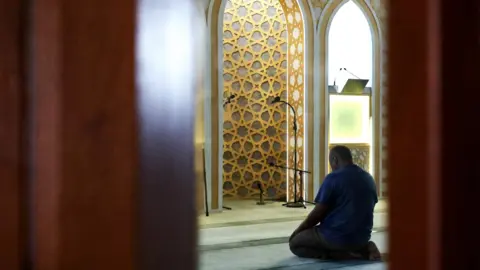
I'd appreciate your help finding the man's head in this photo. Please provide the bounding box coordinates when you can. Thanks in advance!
[329,145,353,171]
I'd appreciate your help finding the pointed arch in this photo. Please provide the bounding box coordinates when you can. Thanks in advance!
[204,0,314,210]
[316,0,383,194]
[327,1,373,87]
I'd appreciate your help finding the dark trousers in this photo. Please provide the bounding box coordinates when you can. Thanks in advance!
[289,228,367,259]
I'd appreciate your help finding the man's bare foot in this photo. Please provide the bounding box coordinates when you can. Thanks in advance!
[366,241,381,261]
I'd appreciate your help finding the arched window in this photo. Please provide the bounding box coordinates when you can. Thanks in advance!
[327,1,374,173]
[328,1,372,88]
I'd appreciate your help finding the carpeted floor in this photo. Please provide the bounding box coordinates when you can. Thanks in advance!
[199,232,387,270]
[198,200,388,270]
[199,242,387,270]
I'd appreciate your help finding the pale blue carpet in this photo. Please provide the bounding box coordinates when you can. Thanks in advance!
[200,243,386,270]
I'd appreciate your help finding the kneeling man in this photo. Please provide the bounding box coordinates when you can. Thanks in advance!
[289,145,381,260]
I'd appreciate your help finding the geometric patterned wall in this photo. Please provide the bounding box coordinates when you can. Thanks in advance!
[279,0,305,201]
[222,0,288,199]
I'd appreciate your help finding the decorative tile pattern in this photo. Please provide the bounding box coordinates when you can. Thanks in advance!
[222,0,289,198]
[278,0,305,201]
[221,0,305,200]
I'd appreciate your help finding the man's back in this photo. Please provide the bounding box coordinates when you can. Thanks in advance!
[315,164,378,246]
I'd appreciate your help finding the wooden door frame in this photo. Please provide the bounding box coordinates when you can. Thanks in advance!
[389,0,479,269]
[0,0,27,269]
[28,0,201,269]
[3,0,478,268]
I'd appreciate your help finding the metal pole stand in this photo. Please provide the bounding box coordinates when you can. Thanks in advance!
[256,183,266,205]
[268,163,313,208]
[271,96,313,208]
[297,170,316,206]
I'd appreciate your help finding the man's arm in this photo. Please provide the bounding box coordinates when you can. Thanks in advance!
[291,203,329,235]
[291,175,335,237]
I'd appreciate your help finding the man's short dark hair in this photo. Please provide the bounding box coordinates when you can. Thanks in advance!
[330,145,353,162]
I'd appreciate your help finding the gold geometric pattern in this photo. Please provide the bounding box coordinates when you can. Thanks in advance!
[222,0,288,199]
[278,0,305,201]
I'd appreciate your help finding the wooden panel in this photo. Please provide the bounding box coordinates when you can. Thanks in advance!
[388,0,441,268]
[389,0,479,269]
[31,0,202,268]
[31,0,137,268]
[0,0,25,269]
[136,0,201,269]
[438,0,479,268]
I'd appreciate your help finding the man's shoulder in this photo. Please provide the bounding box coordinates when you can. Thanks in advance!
[343,165,373,178]
[323,172,338,183]
[326,168,349,180]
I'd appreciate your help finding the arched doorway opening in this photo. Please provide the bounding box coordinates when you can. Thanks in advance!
[221,0,289,201]
[204,0,312,213]
[220,0,306,206]
[318,0,382,192]
[327,0,373,173]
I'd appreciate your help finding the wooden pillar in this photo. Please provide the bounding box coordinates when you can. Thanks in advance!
[0,0,26,269]
[31,0,201,269]
[31,0,137,268]
[135,0,201,269]
[437,0,480,268]
[389,0,479,269]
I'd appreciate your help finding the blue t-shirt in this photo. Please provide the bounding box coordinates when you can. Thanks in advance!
[315,164,378,246]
